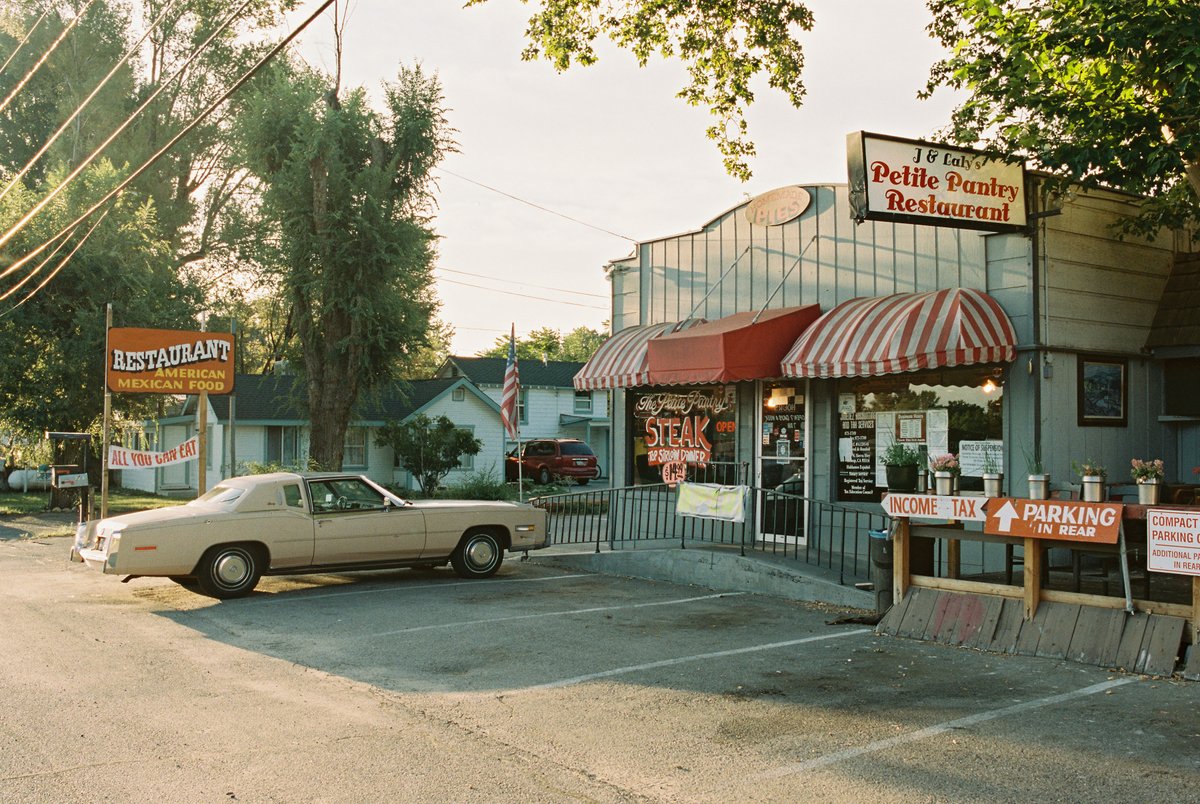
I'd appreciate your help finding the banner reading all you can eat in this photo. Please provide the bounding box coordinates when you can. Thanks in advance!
[106,327,235,395]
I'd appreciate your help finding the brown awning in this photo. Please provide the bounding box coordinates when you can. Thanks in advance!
[645,305,823,385]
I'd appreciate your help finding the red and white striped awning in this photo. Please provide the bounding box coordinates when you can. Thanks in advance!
[574,320,705,390]
[780,288,1016,378]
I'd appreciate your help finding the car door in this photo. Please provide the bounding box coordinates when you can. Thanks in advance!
[307,477,425,564]
[268,480,319,568]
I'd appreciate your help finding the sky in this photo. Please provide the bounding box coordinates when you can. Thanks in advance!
[292,0,962,357]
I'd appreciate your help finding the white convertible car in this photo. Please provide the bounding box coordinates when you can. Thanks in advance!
[71,472,549,599]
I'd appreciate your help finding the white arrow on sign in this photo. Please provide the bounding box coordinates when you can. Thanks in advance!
[993,500,1019,532]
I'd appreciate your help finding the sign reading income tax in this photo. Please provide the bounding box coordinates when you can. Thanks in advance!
[847,131,1027,233]
[106,327,235,395]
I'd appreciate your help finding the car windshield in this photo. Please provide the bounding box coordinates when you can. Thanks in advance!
[189,485,245,508]
[561,442,594,456]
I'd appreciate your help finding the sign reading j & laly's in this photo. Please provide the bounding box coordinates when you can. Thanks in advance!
[847,131,1027,232]
[106,327,235,395]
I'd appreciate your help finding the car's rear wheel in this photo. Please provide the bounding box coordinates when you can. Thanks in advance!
[536,467,552,485]
[450,530,504,579]
[576,478,589,486]
[195,544,263,599]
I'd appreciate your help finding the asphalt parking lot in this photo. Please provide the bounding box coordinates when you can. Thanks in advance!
[3,534,1200,802]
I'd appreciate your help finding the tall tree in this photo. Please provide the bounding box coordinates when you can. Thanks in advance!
[924,0,1200,234]
[470,0,813,181]
[236,62,452,469]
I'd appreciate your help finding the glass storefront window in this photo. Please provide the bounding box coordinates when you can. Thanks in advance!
[628,386,737,485]
[760,384,805,492]
[836,367,1004,502]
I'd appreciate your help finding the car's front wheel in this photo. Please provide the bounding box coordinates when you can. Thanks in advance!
[450,530,504,579]
[195,544,263,599]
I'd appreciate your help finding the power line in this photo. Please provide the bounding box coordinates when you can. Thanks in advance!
[0,0,182,207]
[436,277,608,310]
[437,167,636,242]
[1,205,112,317]
[0,0,340,301]
[436,267,607,299]
[0,0,258,259]
[0,4,53,78]
[0,0,100,117]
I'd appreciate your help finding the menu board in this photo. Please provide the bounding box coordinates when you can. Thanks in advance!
[838,413,878,501]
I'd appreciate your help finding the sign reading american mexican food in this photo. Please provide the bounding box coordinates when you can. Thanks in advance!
[107,327,235,395]
[847,131,1027,232]
[984,498,1121,544]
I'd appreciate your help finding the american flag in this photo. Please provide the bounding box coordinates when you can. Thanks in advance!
[500,324,520,440]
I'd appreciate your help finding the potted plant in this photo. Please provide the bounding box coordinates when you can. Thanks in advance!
[928,453,959,496]
[1130,458,1165,505]
[882,443,921,491]
[981,450,1003,498]
[1073,459,1106,502]
[1024,448,1050,500]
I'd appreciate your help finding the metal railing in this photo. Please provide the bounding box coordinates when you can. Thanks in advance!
[529,481,888,586]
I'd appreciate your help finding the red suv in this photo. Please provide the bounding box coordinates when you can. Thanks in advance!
[506,438,601,485]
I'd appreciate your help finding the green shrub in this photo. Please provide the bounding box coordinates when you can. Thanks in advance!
[439,471,518,501]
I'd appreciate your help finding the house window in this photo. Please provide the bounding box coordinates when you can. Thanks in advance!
[458,425,475,471]
[266,426,300,467]
[574,390,593,414]
[344,427,367,468]
[452,387,466,401]
[519,388,529,425]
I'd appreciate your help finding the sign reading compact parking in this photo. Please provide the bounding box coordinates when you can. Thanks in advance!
[1147,509,1200,576]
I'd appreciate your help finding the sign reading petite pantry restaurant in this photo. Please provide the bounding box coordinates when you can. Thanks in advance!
[847,131,1027,232]
[107,327,235,395]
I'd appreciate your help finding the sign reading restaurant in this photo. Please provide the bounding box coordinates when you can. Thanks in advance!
[847,131,1027,232]
[106,327,235,395]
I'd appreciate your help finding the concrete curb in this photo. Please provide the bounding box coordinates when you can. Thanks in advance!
[528,546,874,609]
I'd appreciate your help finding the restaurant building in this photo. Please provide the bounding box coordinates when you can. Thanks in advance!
[576,134,1197,541]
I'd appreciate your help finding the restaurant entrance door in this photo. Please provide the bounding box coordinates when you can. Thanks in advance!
[758,382,808,544]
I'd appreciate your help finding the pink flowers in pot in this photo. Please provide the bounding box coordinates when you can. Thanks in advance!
[1130,458,1164,483]
[928,453,959,474]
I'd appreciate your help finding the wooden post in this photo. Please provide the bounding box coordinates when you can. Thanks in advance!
[197,390,207,497]
[100,304,112,519]
[1023,537,1042,619]
[893,517,911,604]
[947,536,961,580]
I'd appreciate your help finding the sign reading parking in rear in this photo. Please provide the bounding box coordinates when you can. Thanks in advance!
[1147,509,1200,576]
[984,498,1122,544]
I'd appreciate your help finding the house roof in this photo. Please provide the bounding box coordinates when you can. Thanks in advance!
[186,374,498,423]
[438,356,586,389]
[1147,252,1200,354]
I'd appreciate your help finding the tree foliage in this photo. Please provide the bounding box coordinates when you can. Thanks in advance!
[236,61,452,469]
[376,413,482,494]
[470,0,813,180]
[478,325,605,362]
[924,0,1200,234]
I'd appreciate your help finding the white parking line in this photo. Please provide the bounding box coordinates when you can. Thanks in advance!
[755,677,1136,779]
[502,629,873,695]
[369,591,746,637]
[254,572,588,603]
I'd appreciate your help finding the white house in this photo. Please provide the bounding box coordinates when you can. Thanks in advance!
[118,374,504,494]
[434,356,610,477]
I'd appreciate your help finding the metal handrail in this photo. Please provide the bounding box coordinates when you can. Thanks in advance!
[529,482,886,585]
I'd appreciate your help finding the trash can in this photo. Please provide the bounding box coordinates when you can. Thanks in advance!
[869,528,894,614]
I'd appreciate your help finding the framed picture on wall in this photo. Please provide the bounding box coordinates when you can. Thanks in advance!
[1077,356,1127,427]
